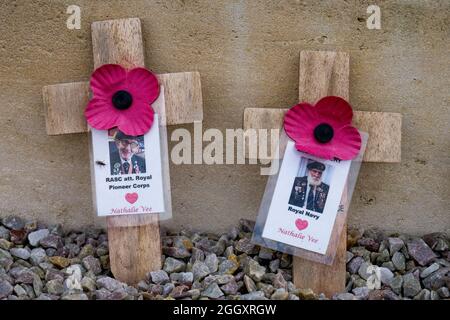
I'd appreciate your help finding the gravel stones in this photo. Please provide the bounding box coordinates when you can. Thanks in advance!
[244,275,257,292]
[14,269,37,284]
[271,288,289,300]
[0,226,10,240]
[2,216,25,231]
[388,275,403,295]
[241,291,265,300]
[379,267,394,285]
[239,219,255,233]
[40,235,63,249]
[423,233,449,252]
[96,277,124,292]
[258,247,274,260]
[245,259,266,282]
[388,237,405,254]
[163,257,186,274]
[421,267,450,290]
[192,261,210,281]
[48,256,70,269]
[234,238,258,255]
[347,256,364,274]
[218,258,239,275]
[334,292,356,300]
[358,262,372,280]
[82,256,102,275]
[10,248,30,260]
[0,280,13,299]
[162,246,191,259]
[170,272,193,286]
[392,252,406,271]
[80,276,96,292]
[149,270,170,285]
[0,216,448,300]
[28,229,49,247]
[406,238,437,266]
[46,279,64,295]
[204,253,219,273]
[437,287,449,298]
[221,279,239,295]
[357,238,380,252]
[202,283,223,299]
[403,273,422,297]
[352,286,370,300]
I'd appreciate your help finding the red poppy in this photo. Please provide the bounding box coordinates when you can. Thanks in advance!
[284,96,361,160]
[85,64,160,136]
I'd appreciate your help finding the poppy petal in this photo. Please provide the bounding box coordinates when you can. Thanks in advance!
[117,102,155,136]
[126,67,160,104]
[283,96,361,159]
[332,125,362,160]
[315,96,353,124]
[284,103,319,142]
[85,98,121,130]
[90,64,127,99]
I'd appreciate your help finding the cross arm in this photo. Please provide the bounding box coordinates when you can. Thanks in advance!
[42,71,203,135]
[243,50,401,163]
[243,107,402,162]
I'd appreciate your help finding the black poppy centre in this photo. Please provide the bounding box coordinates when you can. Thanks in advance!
[314,123,334,143]
[112,90,133,110]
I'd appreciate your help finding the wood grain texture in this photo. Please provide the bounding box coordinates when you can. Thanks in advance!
[294,223,348,297]
[353,112,402,163]
[299,51,349,103]
[157,72,203,125]
[292,50,350,296]
[106,213,160,285]
[243,108,402,162]
[42,82,89,135]
[91,17,161,284]
[91,18,145,69]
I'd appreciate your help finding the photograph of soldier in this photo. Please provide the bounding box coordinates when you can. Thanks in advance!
[109,130,146,175]
[288,160,330,213]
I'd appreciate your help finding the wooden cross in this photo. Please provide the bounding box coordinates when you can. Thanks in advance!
[42,18,203,285]
[243,50,402,297]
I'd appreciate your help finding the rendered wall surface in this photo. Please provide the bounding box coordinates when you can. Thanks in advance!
[0,1,448,234]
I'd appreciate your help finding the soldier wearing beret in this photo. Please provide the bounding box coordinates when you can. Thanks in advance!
[110,131,146,175]
[288,161,329,213]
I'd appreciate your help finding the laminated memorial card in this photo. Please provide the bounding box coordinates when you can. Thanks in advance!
[262,148,352,254]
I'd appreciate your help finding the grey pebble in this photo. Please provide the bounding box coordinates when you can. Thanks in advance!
[0,280,13,299]
[10,247,31,260]
[403,273,422,297]
[96,276,124,292]
[202,282,224,299]
[28,229,49,247]
[150,270,170,285]
[163,257,186,274]
[2,216,25,231]
[392,251,406,271]
[420,263,440,278]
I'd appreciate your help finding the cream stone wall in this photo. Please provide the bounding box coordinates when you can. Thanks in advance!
[0,1,448,234]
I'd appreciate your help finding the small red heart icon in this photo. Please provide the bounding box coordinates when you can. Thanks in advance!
[125,193,138,204]
[295,218,308,231]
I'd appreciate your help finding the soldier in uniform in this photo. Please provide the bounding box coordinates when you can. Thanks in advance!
[110,131,146,175]
[288,161,329,213]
